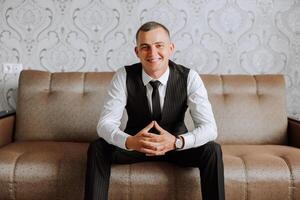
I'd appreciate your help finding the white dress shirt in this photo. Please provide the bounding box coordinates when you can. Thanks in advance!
[97,65,218,150]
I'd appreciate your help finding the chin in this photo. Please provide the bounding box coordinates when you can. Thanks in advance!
[142,60,167,73]
[149,65,164,73]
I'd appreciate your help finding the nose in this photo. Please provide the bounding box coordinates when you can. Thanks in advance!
[148,45,158,56]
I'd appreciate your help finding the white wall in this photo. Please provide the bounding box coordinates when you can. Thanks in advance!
[0,0,299,119]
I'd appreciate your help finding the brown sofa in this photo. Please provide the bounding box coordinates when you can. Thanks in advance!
[0,70,300,200]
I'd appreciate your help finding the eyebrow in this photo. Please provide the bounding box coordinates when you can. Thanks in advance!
[139,42,165,47]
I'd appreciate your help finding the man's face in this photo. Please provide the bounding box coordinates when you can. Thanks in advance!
[135,27,174,76]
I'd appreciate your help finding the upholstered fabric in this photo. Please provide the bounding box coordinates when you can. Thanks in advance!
[15,71,287,145]
[0,142,87,200]
[1,142,299,200]
[0,114,14,147]
[15,71,114,142]
[0,70,299,200]
[201,75,287,145]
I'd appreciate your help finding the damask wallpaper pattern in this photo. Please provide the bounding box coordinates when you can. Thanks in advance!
[0,0,299,119]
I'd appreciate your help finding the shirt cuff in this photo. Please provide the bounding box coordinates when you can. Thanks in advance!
[113,130,132,151]
[179,132,195,150]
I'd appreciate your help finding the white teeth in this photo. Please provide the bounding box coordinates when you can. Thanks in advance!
[147,58,160,62]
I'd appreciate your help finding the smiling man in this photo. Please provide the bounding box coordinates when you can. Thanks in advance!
[84,21,225,200]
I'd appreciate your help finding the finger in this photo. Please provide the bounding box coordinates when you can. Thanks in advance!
[142,141,165,153]
[146,150,166,156]
[142,121,155,132]
[141,136,154,142]
[145,137,160,143]
[156,144,165,151]
[140,147,158,155]
[154,121,164,133]
[141,132,161,140]
[141,131,154,137]
[141,140,159,150]
[146,153,158,156]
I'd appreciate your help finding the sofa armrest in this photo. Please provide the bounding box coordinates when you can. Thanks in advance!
[0,110,15,147]
[288,118,300,148]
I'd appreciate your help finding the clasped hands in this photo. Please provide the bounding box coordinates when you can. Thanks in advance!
[125,121,176,156]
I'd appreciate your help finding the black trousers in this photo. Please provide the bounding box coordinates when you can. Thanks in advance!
[84,138,225,200]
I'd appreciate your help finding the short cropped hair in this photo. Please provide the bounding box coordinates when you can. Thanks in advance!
[135,21,170,43]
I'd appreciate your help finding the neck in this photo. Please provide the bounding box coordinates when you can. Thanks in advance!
[144,66,168,79]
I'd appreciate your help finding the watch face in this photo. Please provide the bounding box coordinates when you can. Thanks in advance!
[176,138,182,149]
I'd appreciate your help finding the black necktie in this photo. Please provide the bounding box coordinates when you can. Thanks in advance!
[150,80,161,121]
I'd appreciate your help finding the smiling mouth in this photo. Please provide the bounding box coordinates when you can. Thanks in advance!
[146,58,161,63]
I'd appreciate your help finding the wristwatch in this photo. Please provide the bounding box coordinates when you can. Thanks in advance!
[175,136,184,150]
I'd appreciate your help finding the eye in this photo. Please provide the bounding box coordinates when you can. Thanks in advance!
[156,44,164,48]
[140,45,150,50]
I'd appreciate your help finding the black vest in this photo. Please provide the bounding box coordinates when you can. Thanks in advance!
[124,61,190,136]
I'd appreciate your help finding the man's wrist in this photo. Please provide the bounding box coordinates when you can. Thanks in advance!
[174,136,184,150]
[125,136,133,150]
[172,135,177,150]
[179,136,184,149]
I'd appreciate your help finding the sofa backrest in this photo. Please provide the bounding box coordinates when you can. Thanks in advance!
[15,70,113,142]
[15,70,287,144]
[201,75,287,145]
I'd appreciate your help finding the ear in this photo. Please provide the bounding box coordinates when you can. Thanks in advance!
[134,46,139,58]
[169,42,175,54]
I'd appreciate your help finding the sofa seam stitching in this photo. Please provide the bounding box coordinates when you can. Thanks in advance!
[82,73,86,95]
[279,155,295,200]
[10,152,26,200]
[220,75,225,96]
[239,155,248,200]
[129,164,131,200]
[49,73,53,94]
[56,152,63,200]
[253,75,259,97]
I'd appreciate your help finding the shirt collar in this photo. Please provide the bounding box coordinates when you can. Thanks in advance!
[142,67,169,86]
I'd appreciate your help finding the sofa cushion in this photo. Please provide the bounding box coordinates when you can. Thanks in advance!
[201,75,288,145]
[110,145,300,200]
[222,145,300,200]
[1,142,299,200]
[0,142,87,200]
[109,162,201,200]
[15,71,114,142]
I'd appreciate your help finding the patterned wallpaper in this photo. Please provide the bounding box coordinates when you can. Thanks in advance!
[0,0,299,120]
